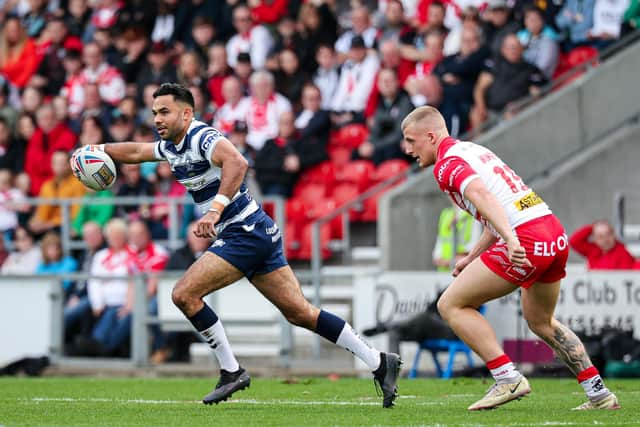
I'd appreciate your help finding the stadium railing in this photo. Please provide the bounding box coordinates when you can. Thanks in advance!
[4,194,285,256]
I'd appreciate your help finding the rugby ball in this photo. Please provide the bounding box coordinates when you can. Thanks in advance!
[71,146,117,191]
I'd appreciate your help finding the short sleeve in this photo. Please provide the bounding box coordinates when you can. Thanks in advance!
[153,140,165,160]
[198,128,224,162]
[433,156,479,195]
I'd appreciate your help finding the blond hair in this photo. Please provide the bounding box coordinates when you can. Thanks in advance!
[41,231,63,263]
[400,106,447,132]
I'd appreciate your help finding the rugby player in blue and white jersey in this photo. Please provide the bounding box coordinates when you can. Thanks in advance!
[73,83,401,407]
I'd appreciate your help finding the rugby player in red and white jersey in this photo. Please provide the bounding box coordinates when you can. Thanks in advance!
[401,106,620,411]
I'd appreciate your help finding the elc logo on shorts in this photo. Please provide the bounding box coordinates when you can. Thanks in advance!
[533,234,568,257]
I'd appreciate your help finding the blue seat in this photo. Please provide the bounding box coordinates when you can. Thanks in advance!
[408,306,485,379]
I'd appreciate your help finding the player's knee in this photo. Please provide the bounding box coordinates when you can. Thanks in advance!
[284,305,314,329]
[171,283,192,311]
[437,295,452,320]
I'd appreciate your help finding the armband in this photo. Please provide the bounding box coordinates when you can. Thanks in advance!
[213,194,231,207]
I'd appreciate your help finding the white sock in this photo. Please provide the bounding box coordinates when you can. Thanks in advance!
[491,362,521,384]
[199,320,240,372]
[336,324,381,370]
[580,375,610,401]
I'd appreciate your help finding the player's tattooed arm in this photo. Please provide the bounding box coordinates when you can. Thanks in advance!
[541,322,592,376]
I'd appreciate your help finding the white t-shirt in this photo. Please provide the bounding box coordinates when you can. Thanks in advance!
[591,0,630,38]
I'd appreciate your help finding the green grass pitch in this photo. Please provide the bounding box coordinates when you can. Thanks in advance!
[0,377,637,426]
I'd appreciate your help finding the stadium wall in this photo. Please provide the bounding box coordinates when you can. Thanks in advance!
[380,40,640,270]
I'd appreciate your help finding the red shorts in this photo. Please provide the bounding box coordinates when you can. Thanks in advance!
[480,214,568,289]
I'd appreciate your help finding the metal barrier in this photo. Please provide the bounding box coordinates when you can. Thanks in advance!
[4,194,285,256]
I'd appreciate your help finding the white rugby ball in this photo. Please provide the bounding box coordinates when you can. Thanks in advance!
[71,146,117,191]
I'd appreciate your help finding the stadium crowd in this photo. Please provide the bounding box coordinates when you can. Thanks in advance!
[0,0,639,360]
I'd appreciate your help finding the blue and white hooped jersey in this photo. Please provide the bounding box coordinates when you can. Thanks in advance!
[153,119,258,234]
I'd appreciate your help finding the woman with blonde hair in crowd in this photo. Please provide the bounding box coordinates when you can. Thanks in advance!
[0,15,41,88]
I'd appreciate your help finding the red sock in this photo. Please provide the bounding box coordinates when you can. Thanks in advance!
[486,354,520,383]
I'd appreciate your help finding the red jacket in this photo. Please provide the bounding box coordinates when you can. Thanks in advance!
[569,224,636,270]
[251,0,288,24]
[0,38,42,88]
[25,123,78,195]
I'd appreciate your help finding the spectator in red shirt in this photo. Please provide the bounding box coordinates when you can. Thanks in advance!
[0,16,42,89]
[569,220,636,270]
[24,103,78,195]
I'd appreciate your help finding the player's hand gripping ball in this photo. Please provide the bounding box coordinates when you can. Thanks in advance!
[71,146,117,191]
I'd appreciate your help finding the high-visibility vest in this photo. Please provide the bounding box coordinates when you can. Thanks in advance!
[434,207,476,272]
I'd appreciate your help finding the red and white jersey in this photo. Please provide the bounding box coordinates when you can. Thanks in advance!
[87,247,139,311]
[433,137,552,236]
[245,93,292,150]
[226,25,274,70]
[79,63,126,106]
[132,242,169,273]
[213,97,251,135]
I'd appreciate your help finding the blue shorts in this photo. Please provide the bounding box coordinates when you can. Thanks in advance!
[207,209,287,279]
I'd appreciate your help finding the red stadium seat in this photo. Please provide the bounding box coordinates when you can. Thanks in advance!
[329,124,369,149]
[286,197,308,228]
[297,222,333,260]
[566,46,599,68]
[332,183,363,222]
[292,181,326,202]
[298,161,336,188]
[336,160,375,192]
[360,193,380,222]
[328,145,352,170]
[373,159,410,184]
[285,222,301,260]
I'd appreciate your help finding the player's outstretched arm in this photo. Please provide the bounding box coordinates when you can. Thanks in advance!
[101,142,158,164]
[463,179,531,267]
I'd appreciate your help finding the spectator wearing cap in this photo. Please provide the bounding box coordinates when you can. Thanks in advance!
[206,43,233,109]
[517,6,560,79]
[313,44,340,111]
[25,104,78,195]
[334,6,378,64]
[213,76,250,135]
[0,15,41,89]
[470,34,547,129]
[245,70,292,151]
[79,42,126,106]
[330,35,381,127]
[482,0,521,56]
[135,41,178,102]
[226,4,274,70]
[31,17,83,97]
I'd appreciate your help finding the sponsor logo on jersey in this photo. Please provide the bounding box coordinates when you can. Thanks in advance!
[265,224,278,235]
[212,239,225,248]
[514,192,544,211]
[436,158,454,183]
[449,164,465,187]
[242,224,256,232]
[201,133,217,151]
